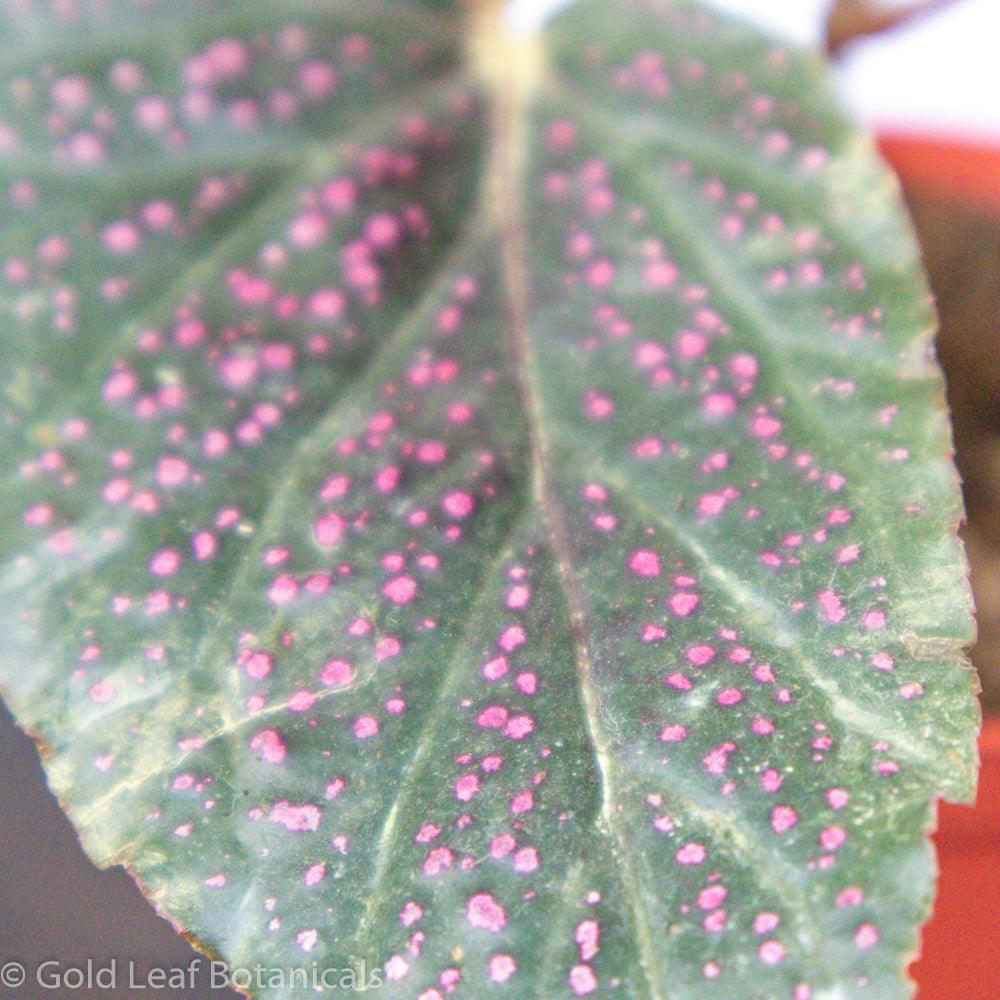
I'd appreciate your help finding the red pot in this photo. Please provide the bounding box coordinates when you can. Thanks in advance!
[879,132,1000,220]
[910,720,1000,998]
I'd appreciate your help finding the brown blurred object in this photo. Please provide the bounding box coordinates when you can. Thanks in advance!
[826,0,962,56]
[880,135,1000,713]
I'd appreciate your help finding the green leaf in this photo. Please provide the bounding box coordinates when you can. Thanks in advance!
[0,1,978,997]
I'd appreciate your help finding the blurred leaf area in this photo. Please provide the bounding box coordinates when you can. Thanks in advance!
[826,0,997,712]
[889,148,1000,713]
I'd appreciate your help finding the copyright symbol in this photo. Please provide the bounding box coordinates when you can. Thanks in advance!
[1,961,26,989]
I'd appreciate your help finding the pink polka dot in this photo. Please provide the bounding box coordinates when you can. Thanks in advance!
[686,644,715,666]
[758,940,786,966]
[149,549,181,577]
[250,728,286,765]
[819,826,846,851]
[716,687,743,706]
[751,414,782,439]
[242,651,273,680]
[441,491,474,519]
[314,513,344,547]
[477,705,508,729]
[383,575,417,604]
[629,549,661,578]
[669,592,700,617]
[466,893,507,933]
[455,773,480,802]
[499,625,525,652]
[770,805,798,833]
[676,842,706,865]
[353,716,379,740]
[568,965,598,996]
[321,659,354,687]
[488,954,516,983]
[854,923,879,949]
[482,656,508,680]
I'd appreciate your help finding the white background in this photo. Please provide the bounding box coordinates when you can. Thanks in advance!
[507,0,1000,140]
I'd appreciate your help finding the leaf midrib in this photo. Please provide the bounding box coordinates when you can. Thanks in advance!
[481,11,906,995]
[481,18,674,1000]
